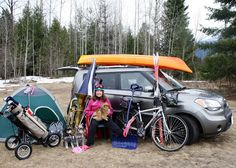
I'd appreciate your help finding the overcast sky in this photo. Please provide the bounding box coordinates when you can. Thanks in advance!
[185,0,221,41]
[3,0,222,42]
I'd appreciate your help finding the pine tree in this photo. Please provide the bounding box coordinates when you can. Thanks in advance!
[31,6,47,76]
[126,28,134,54]
[48,18,70,76]
[161,0,194,79]
[201,0,236,83]
[15,3,33,79]
[137,23,153,55]
[161,0,194,55]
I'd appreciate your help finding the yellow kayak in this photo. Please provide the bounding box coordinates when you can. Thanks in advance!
[78,54,192,73]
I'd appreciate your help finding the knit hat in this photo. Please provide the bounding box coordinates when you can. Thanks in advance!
[94,84,104,91]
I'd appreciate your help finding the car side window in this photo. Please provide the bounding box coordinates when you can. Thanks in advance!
[96,73,117,89]
[120,72,152,91]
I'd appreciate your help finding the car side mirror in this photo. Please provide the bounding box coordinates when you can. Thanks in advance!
[162,91,178,107]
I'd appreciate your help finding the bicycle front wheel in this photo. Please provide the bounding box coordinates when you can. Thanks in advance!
[151,115,188,152]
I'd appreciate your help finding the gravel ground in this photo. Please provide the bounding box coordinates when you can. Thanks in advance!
[0,83,235,168]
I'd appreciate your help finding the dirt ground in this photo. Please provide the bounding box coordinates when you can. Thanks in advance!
[0,83,236,168]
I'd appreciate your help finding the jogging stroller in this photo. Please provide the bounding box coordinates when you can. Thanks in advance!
[0,96,62,160]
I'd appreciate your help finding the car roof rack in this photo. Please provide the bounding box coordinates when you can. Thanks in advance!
[78,64,150,69]
[97,65,139,69]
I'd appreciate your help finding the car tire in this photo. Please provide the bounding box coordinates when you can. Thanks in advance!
[180,115,200,145]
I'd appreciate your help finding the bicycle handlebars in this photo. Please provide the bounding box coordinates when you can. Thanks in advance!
[130,84,143,92]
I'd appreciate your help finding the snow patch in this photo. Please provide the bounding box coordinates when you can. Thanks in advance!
[0,76,73,89]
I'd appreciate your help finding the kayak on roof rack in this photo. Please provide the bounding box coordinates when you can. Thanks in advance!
[77,54,192,73]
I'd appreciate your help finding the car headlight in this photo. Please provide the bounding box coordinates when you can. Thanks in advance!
[195,98,222,111]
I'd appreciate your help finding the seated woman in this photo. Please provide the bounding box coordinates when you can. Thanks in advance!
[85,84,122,147]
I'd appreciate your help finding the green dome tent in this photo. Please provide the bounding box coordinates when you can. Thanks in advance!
[0,85,66,141]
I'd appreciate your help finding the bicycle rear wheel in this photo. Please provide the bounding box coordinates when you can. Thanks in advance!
[151,115,188,152]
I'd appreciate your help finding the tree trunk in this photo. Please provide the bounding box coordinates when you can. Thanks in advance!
[32,17,35,76]
[24,12,29,82]
[192,15,200,80]
[114,16,117,54]
[13,37,17,78]
[74,2,78,65]
[94,21,97,54]
[10,0,16,79]
[148,0,152,55]
[49,0,52,76]
[118,0,122,54]
[108,28,110,53]
[134,0,136,54]
[137,0,139,54]
[18,40,23,77]
[85,26,87,54]
[40,0,43,10]
[4,14,8,81]
[144,1,147,55]
[60,0,63,23]
[181,41,186,81]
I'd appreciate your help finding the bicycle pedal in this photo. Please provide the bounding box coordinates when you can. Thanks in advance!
[137,129,145,137]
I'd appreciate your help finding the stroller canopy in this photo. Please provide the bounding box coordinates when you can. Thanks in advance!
[0,85,66,141]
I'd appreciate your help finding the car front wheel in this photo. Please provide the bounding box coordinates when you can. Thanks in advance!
[180,115,200,145]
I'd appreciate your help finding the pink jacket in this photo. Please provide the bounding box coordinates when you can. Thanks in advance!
[85,98,113,117]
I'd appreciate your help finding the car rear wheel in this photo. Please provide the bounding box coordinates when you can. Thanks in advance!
[180,115,200,145]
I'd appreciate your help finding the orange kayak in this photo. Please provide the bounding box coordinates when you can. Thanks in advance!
[78,54,192,73]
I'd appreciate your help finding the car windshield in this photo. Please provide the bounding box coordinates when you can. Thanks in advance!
[147,71,185,91]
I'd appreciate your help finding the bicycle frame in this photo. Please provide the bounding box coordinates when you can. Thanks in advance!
[123,84,188,151]
[124,103,171,138]
[133,107,161,130]
[123,84,170,138]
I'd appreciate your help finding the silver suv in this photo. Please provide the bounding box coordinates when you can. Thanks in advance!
[69,66,233,144]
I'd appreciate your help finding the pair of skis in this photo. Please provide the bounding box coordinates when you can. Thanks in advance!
[153,53,163,144]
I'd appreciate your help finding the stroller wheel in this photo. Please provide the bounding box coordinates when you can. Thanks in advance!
[48,133,61,147]
[5,135,21,150]
[15,143,32,160]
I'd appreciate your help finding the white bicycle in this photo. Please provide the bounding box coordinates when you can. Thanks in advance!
[117,84,189,152]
